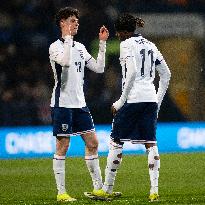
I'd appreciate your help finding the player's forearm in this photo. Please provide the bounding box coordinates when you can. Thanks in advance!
[87,40,106,73]
[157,69,171,111]
[120,70,136,102]
[113,61,136,111]
[96,40,106,72]
[49,36,73,67]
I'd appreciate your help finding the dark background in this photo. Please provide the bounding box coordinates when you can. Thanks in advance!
[0,0,204,126]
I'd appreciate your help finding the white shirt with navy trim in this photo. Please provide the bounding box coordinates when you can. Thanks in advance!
[49,36,106,108]
[113,34,171,111]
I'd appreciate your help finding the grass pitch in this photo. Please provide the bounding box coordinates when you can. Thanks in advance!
[0,153,205,205]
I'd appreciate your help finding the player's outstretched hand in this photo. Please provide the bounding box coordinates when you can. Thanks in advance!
[99,25,109,41]
[111,105,117,116]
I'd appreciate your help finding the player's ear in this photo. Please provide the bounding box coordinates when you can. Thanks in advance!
[60,19,65,27]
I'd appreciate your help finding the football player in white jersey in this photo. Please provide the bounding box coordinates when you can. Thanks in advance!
[91,13,171,201]
[49,7,109,202]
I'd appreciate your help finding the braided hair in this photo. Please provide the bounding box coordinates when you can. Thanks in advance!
[114,13,144,32]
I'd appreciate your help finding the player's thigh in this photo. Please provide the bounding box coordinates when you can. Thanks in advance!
[139,102,158,140]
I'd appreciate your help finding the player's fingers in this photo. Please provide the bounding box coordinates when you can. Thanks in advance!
[111,106,117,115]
[100,26,104,31]
[103,26,108,31]
[102,26,108,32]
[100,27,105,34]
[100,25,108,32]
[104,27,109,35]
[105,28,109,35]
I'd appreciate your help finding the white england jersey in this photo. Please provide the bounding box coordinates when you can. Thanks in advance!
[116,34,171,111]
[49,36,106,108]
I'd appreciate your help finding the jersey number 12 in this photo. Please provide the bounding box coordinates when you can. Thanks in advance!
[75,62,82,72]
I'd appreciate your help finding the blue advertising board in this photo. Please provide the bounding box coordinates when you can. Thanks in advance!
[0,122,205,159]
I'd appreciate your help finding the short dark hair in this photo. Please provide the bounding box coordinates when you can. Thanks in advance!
[114,13,144,32]
[55,7,80,27]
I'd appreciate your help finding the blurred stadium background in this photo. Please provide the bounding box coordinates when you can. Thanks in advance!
[0,0,205,126]
[0,0,205,156]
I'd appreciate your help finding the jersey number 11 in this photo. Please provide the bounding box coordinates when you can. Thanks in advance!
[140,49,154,77]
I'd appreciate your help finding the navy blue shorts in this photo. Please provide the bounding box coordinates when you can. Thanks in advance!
[111,102,158,144]
[51,107,95,137]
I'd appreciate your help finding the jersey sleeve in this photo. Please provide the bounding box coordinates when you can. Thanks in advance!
[113,41,137,111]
[155,49,164,66]
[85,40,106,73]
[155,49,171,112]
[49,35,73,67]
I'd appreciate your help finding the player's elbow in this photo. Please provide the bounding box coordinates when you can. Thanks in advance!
[97,69,104,73]
[95,66,105,73]
[167,70,171,81]
[160,68,171,82]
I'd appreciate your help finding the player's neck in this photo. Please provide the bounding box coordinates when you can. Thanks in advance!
[61,29,74,38]
[119,32,133,41]
[61,33,74,39]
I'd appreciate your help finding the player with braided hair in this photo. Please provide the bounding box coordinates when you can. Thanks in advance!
[88,13,171,202]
